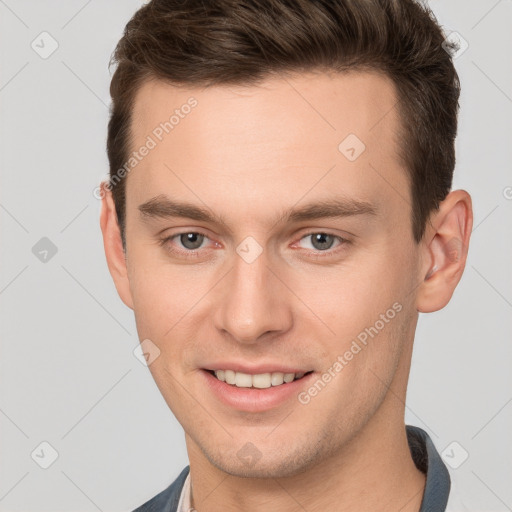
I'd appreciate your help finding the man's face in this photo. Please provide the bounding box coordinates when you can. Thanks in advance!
[121,71,424,477]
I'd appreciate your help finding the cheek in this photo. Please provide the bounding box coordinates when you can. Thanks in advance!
[299,299,413,439]
[129,271,169,338]
[127,252,182,342]
[290,247,415,384]
[127,251,216,369]
[290,255,408,341]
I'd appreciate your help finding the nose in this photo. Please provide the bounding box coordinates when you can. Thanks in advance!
[213,247,293,344]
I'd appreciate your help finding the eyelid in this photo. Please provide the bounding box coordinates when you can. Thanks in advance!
[158,230,217,253]
[292,231,350,253]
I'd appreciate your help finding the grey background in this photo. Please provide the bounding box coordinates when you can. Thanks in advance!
[0,1,511,510]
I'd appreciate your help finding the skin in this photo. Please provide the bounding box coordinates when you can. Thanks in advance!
[100,70,472,511]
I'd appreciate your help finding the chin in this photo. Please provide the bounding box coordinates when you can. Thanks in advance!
[204,444,324,480]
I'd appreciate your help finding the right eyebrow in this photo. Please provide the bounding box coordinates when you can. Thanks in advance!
[138,195,231,231]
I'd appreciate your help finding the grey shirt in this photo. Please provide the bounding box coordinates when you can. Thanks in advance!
[133,425,451,512]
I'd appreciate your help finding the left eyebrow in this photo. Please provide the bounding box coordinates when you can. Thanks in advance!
[285,198,378,223]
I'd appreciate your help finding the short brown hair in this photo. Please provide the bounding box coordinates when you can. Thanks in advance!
[107,0,460,248]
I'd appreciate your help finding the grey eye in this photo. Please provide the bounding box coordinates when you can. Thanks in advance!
[179,233,205,250]
[309,233,336,251]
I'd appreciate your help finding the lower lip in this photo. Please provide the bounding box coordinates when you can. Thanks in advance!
[200,369,315,412]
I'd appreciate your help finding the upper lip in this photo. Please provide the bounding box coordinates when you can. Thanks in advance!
[202,362,313,374]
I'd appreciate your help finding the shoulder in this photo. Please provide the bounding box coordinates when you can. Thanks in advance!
[132,466,190,512]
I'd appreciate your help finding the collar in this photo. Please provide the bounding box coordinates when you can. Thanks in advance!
[407,425,451,511]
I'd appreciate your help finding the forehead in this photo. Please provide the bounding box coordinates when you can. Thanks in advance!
[127,71,408,223]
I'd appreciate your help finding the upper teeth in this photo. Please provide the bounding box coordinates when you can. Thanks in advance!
[214,370,305,388]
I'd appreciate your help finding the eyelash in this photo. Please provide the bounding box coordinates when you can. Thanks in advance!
[295,232,350,258]
[158,231,350,259]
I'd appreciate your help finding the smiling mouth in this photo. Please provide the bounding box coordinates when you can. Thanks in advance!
[205,369,314,389]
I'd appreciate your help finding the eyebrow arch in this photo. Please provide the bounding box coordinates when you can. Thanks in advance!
[139,195,222,223]
[138,194,377,228]
[285,198,377,223]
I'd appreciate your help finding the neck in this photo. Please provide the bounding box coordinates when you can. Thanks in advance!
[185,396,426,512]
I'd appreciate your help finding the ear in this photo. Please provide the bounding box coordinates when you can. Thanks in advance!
[99,182,134,310]
[416,189,473,313]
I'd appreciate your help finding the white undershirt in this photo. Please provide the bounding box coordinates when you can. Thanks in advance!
[177,472,192,512]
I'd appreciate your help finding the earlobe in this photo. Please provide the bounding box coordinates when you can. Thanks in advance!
[416,190,473,313]
[99,182,134,310]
